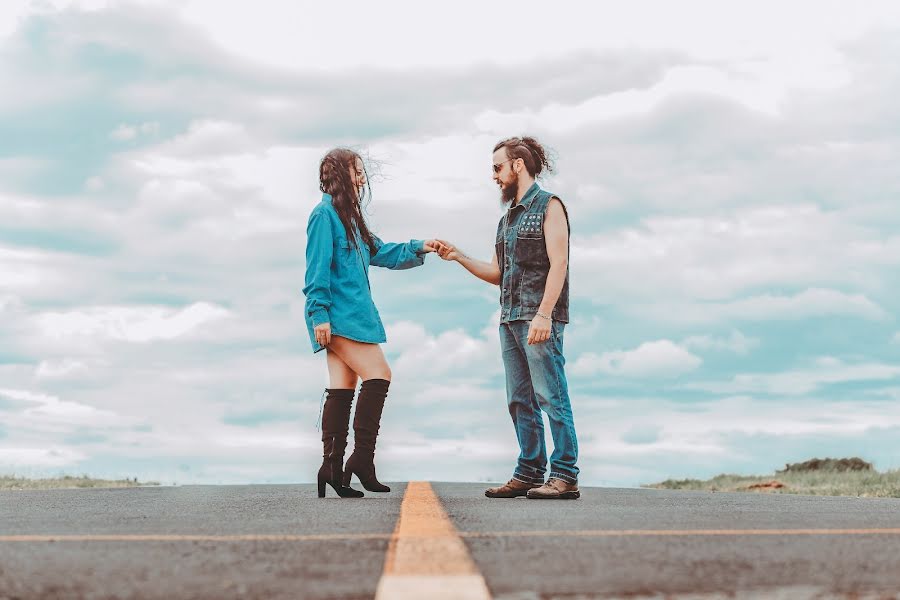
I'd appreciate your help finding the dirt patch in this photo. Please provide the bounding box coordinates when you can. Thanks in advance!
[744,480,786,492]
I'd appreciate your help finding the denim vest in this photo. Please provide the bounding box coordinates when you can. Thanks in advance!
[495,182,570,324]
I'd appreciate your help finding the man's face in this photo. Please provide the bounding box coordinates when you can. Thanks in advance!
[492,149,518,203]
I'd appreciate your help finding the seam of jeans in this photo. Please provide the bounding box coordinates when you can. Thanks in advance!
[551,334,579,477]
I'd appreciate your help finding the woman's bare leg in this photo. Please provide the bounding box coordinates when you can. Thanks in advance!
[326,349,359,389]
[326,336,392,382]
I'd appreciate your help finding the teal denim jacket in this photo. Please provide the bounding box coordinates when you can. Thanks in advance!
[303,194,426,353]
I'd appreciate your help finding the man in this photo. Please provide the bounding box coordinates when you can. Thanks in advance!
[437,136,579,500]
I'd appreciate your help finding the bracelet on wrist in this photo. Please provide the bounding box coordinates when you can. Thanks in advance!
[536,311,552,321]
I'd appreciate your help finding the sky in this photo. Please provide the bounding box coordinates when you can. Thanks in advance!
[1,0,899,487]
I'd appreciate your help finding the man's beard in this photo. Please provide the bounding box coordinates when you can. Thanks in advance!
[499,176,518,205]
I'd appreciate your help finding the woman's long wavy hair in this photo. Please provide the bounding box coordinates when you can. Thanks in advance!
[318,148,377,254]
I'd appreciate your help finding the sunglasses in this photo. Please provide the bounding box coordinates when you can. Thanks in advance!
[492,158,514,174]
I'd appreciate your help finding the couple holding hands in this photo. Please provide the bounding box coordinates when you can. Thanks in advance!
[303,136,580,501]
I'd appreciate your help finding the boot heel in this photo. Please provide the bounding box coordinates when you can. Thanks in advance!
[317,476,326,498]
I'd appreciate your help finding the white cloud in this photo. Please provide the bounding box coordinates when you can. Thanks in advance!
[176,0,900,72]
[572,339,702,378]
[685,358,900,396]
[385,313,502,380]
[35,302,232,343]
[35,358,90,378]
[84,175,105,191]
[0,447,86,468]
[111,121,160,141]
[0,387,135,430]
[571,205,899,305]
[149,120,251,157]
[682,330,759,355]
[635,288,888,325]
[0,245,60,290]
[110,124,137,141]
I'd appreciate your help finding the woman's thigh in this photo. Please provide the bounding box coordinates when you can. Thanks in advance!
[327,335,391,381]
[326,349,359,389]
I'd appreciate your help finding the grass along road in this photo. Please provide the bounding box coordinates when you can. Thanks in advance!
[646,458,900,497]
[0,474,160,490]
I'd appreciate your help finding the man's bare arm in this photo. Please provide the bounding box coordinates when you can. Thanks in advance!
[536,198,569,316]
[436,239,501,285]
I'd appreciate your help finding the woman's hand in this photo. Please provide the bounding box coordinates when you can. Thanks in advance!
[527,316,552,345]
[314,322,332,347]
[434,239,462,262]
[423,239,448,254]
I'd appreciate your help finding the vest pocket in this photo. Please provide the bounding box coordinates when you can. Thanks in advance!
[516,213,543,239]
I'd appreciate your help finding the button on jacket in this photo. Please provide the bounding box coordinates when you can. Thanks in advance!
[303,193,426,353]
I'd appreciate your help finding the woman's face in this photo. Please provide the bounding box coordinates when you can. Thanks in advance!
[348,158,366,192]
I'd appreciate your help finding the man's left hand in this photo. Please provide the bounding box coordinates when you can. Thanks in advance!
[527,317,552,345]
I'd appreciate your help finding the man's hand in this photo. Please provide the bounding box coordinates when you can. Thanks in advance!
[527,316,552,345]
[435,239,462,262]
[314,322,332,347]
[423,239,448,254]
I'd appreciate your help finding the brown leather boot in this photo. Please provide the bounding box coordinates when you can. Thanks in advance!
[485,478,542,498]
[526,477,580,499]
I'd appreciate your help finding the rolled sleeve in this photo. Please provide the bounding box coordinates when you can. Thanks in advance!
[369,235,426,270]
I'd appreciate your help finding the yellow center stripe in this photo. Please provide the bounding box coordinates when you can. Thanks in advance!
[375,481,492,599]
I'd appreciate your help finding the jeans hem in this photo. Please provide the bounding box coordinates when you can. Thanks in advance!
[549,471,578,484]
[513,472,545,485]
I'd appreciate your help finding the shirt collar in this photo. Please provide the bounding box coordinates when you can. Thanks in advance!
[510,182,541,211]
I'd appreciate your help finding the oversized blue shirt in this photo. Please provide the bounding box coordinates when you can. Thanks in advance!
[303,193,426,353]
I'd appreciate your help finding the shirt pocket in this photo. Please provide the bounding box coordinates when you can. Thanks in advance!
[335,239,358,268]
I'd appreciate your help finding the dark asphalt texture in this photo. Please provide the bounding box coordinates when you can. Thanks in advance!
[2,483,900,599]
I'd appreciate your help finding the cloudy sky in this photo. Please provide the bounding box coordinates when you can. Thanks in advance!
[1,0,899,487]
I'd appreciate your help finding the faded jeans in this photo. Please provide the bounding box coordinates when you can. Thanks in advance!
[500,320,579,484]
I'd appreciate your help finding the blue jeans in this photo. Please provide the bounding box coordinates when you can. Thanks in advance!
[499,320,579,484]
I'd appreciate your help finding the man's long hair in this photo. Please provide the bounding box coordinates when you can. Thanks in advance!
[493,136,555,179]
[318,148,377,255]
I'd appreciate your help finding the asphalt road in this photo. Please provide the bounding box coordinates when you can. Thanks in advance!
[2,482,900,599]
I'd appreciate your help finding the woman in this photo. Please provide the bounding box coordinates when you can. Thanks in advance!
[304,148,444,498]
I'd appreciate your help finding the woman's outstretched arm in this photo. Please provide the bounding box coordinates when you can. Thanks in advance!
[369,236,444,270]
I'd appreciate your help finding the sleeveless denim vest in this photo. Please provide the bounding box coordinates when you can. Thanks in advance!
[495,183,570,324]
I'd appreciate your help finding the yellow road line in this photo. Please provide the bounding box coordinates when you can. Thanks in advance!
[375,481,492,600]
[0,533,391,542]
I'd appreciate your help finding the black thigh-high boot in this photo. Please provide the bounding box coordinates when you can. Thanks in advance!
[343,378,391,492]
[318,388,364,498]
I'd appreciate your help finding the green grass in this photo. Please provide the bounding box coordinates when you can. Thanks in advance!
[645,469,900,497]
[0,474,160,490]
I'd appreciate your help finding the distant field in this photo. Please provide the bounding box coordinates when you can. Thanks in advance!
[646,459,900,498]
[1,475,160,490]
